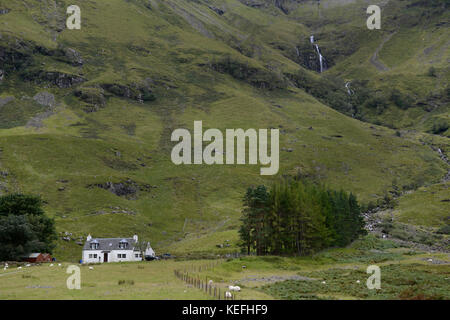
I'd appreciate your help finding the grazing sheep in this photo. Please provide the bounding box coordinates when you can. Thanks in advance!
[427,258,433,262]
[356,280,361,284]
[225,291,232,299]
[18,267,22,270]
[321,281,326,284]
[49,264,54,267]
[26,264,31,267]
[228,285,241,292]
[208,280,213,286]
[89,266,94,270]
[58,263,62,266]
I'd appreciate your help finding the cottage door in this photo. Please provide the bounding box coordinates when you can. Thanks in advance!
[103,252,108,262]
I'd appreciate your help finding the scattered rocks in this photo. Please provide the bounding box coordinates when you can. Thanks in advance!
[33,91,55,107]
[0,96,14,107]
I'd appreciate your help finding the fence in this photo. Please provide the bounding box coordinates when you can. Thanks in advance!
[174,261,237,300]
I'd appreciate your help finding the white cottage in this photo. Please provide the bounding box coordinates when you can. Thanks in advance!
[82,234,155,264]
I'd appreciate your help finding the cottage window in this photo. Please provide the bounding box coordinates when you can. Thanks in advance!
[90,240,99,250]
[119,240,128,249]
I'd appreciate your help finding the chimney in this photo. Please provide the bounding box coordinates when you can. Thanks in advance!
[87,234,92,241]
[133,234,138,242]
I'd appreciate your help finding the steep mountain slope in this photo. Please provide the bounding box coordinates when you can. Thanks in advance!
[0,0,448,260]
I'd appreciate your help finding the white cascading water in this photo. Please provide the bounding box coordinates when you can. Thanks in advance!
[345,82,353,95]
[314,44,324,73]
[311,35,325,73]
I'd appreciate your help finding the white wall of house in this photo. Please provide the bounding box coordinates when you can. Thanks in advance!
[82,250,143,264]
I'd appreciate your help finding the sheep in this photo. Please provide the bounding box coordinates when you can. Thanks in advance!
[49,264,54,267]
[225,291,232,299]
[356,280,361,284]
[321,281,326,284]
[58,263,62,267]
[228,285,241,292]
[208,280,213,286]
[26,264,31,267]
[18,266,22,270]
[427,258,433,262]
[89,266,94,270]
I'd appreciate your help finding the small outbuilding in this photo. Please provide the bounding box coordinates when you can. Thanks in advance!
[22,253,52,263]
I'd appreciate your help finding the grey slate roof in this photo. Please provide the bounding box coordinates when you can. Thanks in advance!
[83,238,138,251]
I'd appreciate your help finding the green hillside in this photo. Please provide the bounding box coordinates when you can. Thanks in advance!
[0,0,448,261]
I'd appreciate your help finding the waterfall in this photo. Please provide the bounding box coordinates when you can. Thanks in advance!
[314,44,324,73]
[345,82,353,96]
[311,35,326,73]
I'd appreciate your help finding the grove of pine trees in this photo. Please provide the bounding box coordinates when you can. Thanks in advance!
[238,179,366,256]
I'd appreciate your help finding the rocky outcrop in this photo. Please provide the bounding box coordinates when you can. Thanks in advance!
[22,71,85,88]
[100,83,155,102]
[209,6,225,15]
[209,56,287,90]
[62,48,84,66]
[87,179,155,200]
[33,91,56,107]
[74,87,106,111]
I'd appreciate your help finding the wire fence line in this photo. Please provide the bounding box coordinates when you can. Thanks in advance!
[173,260,237,300]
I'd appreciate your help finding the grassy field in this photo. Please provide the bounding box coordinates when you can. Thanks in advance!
[1,236,448,300]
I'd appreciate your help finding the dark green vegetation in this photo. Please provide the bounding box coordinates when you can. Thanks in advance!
[0,194,57,261]
[0,0,448,262]
[263,263,449,300]
[239,180,365,255]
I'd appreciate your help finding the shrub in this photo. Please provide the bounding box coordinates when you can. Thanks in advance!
[118,280,135,285]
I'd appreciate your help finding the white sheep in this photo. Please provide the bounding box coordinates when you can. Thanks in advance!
[49,264,54,267]
[228,285,241,292]
[321,281,326,284]
[208,280,213,286]
[356,280,361,284]
[18,266,22,270]
[58,263,62,267]
[225,291,232,299]
[89,266,94,270]
[26,264,31,267]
